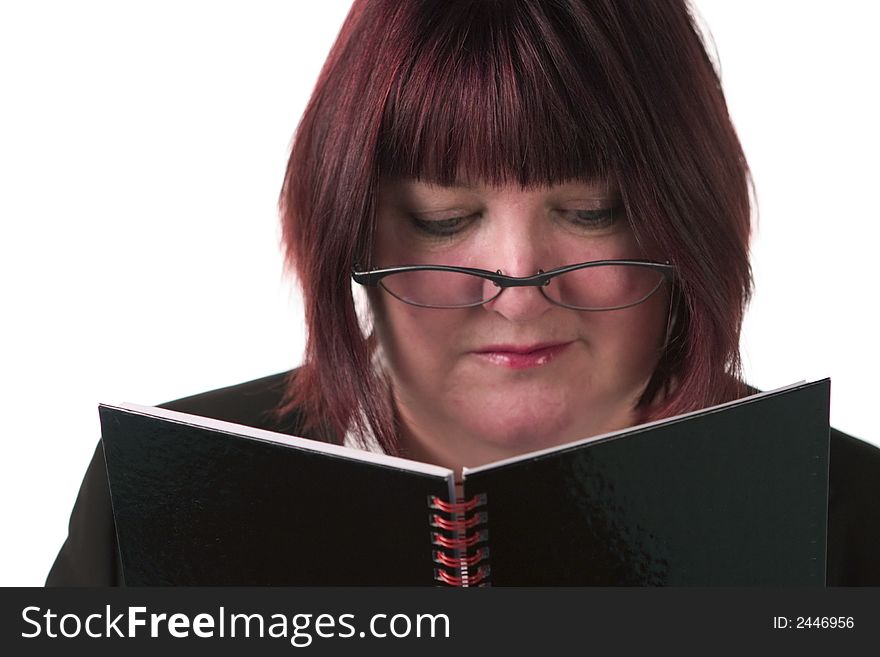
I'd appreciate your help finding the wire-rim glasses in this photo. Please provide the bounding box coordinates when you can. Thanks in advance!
[351,259,674,311]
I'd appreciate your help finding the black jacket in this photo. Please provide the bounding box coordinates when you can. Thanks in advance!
[45,370,880,586]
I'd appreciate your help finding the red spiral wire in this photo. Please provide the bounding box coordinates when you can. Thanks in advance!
[433,547,488,568]
[429,492,490,586]
[428,494,486,513]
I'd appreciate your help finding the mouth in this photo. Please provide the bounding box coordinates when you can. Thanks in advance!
[470,341,574,370]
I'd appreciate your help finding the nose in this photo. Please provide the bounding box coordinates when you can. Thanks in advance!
[481,229,554,322]
[483,278,554,322]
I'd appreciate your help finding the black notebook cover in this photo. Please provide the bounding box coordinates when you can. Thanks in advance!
[463,379,830,585]
[100,408,453,585]
[99,379,830,586]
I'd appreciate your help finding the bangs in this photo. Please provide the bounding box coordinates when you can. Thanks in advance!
[376,1,623,189]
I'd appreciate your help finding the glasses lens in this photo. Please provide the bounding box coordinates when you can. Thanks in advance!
[378,269,500,308]
[542,263,665,310]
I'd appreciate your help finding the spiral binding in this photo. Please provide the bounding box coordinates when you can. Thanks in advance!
[428,493,490,586]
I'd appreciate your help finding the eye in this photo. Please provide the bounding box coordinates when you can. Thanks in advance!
[559,203,621,231]
[409,214,474,237]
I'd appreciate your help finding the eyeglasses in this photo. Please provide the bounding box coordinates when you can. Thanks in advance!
[351,259,674,311]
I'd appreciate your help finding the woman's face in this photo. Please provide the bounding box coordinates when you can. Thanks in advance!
[370,176,671,468]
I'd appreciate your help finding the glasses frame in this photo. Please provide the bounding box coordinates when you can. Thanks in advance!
[351,259,675,311]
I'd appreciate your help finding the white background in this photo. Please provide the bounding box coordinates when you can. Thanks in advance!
[1,1,877,586]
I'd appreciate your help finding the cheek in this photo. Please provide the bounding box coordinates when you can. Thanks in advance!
[371,294,464,387]
[585,288,669,376]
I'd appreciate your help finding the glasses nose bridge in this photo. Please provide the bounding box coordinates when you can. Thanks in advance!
[481,269,555,317]
[492,269,550,290]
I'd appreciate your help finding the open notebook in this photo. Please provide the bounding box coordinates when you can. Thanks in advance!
[99,378,830,586]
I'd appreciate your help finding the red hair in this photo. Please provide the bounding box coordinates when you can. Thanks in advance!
[273,0,753,451]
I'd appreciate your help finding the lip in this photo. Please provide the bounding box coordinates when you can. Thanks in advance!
[471,341,573,369]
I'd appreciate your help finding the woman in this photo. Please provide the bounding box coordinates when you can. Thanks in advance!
[46,0,879,585]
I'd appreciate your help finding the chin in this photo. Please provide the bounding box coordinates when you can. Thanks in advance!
[461,398,579,453]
